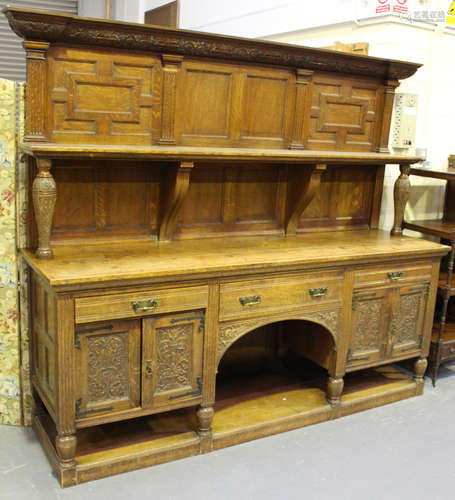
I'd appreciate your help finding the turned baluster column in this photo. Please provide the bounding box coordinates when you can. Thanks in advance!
[197,405,214,453]
[327,376,344,407]
[391,164,411,236]
[32,158,56,259]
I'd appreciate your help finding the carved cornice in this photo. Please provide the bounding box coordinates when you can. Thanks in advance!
[3,8,421,80]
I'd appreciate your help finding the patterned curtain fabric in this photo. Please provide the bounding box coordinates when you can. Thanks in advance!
[0,78,29,426]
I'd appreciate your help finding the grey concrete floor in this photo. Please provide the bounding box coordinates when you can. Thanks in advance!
[2,363,455,500]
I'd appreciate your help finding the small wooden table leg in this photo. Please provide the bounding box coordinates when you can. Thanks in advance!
[327,376,344,407]
[414,357,428,393]
[197,405,214,453]
[32,158,56,259]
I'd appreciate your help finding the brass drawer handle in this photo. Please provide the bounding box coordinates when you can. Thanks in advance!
[239,295,261,307]
[131,299,158,312]
[388,271,404,281]
[145,360,153,377]
[309,287,328,298]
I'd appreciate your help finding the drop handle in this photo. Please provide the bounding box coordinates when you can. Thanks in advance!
[145,360,153,377]
[239,295,261,307]
[388,271,404,281]
[309,287,328,298]
[131,299,158,312]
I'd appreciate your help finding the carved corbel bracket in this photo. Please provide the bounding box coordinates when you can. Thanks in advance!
[377,79,400,153]
[391,164,411,236]
[159,54,184,145]
[23,41,50,141]
[289,68,314,150]
[286,163,327,236]
[32,158,56,259]
[159,161,194,241]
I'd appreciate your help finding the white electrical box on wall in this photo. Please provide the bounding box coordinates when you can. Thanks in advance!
[391,93,418,150]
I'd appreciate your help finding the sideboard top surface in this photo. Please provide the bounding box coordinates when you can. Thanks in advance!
[22,230,448,291]
[4,7,420,80]
[21,143,423,165]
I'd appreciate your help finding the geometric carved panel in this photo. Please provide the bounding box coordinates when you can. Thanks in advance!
[307,74,380,151]
[50,47,161,145]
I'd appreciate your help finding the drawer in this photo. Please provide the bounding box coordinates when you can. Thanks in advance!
[354,261,432,289]
[219,272,343,321]
[75,285,208,323]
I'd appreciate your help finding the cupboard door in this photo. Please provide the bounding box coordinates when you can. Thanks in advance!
[347,288,388,366]
[142,311,204,409]
[74,319,141,420]
[389,284,428,357]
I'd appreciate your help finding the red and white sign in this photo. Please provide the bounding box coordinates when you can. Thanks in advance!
[376,0,390,14]
[393,0,408,14]
[376,0,408,14]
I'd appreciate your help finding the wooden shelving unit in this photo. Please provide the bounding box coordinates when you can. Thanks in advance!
[404,158,455,384]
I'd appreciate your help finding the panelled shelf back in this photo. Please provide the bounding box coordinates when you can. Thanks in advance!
[4,7,449,487]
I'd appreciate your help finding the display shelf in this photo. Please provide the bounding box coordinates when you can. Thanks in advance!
[438,273,455,297]
[21,142,422,165]
[403,219,455,240]
[410,165,455,181]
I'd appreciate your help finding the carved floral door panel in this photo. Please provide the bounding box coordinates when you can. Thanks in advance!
[348,288,389,366]
[142,311,204,409]
[74,320,141,420]
[389,284,428,357]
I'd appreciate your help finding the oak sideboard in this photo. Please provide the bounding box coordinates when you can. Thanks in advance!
[4,7,449,486]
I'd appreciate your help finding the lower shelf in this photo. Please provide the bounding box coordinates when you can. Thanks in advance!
[35,365,422,487]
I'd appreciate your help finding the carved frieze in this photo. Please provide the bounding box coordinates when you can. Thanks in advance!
[5,9,420,80]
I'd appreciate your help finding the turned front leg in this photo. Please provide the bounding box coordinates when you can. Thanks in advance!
[414,357,428,382]
[391,164,411,236]
[56,432,77,467]
[32,158,56,259]
[197,405,214,453]
[327,376,344,407]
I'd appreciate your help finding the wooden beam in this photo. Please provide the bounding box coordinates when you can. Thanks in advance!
[286,164,327,235]
[159,161,194,241]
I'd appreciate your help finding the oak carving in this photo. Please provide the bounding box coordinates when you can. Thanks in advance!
[32,158,56,259]
[391,164,411,236]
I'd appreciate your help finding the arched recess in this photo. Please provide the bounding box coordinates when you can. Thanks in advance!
[217,308,340,365]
